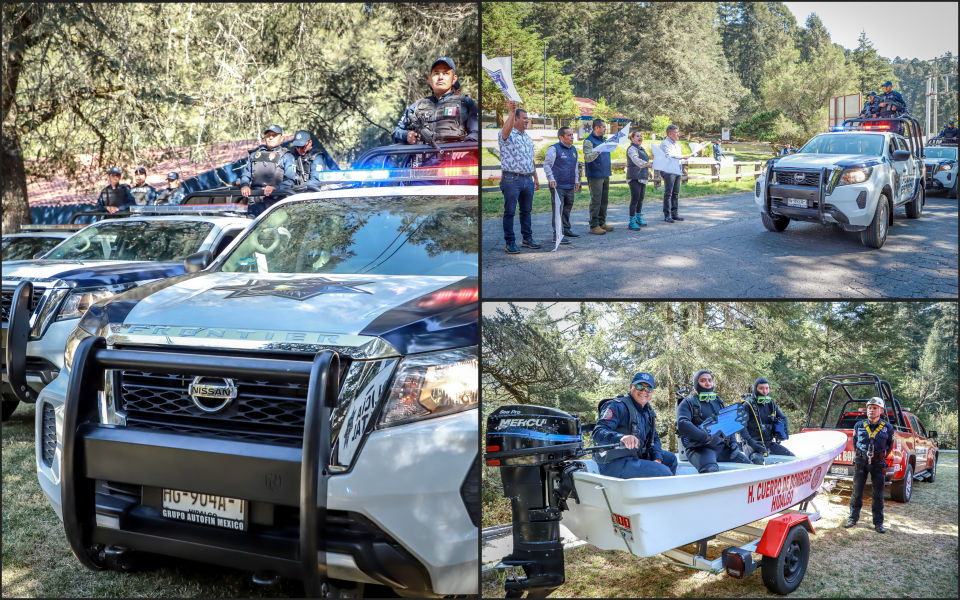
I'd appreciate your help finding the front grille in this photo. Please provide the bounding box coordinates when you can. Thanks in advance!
[41,402,57,466]
[774,170,820,187]
[118,370,311,446]
[1,285,46,322]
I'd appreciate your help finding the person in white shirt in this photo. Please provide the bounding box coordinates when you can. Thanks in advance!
[659,124,694,223]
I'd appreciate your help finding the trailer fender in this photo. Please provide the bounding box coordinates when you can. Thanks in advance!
[756,514,815,558]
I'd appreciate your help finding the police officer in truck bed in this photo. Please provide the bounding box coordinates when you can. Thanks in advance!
[239,124,297,216]
[592,372,678,478]
[96,167,135,214]
[845,396,894,533]
[392,57,478,146]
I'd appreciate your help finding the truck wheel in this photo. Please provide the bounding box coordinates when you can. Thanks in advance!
[860,194,889,248]
[905,186,923,218]
[761,212,790,232]
[890,463,913,502]
[950,181,958,199]
[1,395,20,421]
[926,457,936,483]
[761,524,810,595]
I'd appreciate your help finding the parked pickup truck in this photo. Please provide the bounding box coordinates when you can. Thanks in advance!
[801,373,938,503]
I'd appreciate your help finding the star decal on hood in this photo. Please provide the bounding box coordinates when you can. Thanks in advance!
[211,277,374,301]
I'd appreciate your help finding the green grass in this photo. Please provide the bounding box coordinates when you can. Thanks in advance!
[481,179,756,218]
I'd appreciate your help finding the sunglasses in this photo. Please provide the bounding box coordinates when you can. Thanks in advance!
[635,385,653,393]
[698,392,717,402]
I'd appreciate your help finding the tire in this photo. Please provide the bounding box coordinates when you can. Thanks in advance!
[761,211,790,232]
[1,395,20,421]
[890,463,913,502]
[905,186,923,218]
[950,180,958,199]
[761,524,810,595]
[926,457,936,483]
[860,194,889,248]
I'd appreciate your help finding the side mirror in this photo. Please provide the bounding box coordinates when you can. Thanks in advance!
[184,250,212,273]
[929,430,937,438]
[892,149,912,162]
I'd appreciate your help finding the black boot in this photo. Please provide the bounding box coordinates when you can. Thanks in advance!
[843,518,857,528]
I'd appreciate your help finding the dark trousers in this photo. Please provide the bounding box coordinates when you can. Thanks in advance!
[628,180,646,216]
[552,187,575,239]
[687,444,751,473]
[598,451,679,478]
[849,460,885,526]
[501,173,534,244]
[662,172,681,218]
[587,177,609,227]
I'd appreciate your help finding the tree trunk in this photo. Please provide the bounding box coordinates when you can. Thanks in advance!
[1,123,31,233]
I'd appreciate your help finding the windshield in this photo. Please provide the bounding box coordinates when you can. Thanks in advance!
[799,134,884,156]
[2,236,65,260]
[44,220,213,261]
[220,195,477,276]
[925,147,957,160]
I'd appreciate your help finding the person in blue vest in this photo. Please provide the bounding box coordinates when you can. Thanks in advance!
[741,377,794,462]
[593,372,678,478]
[845,397,895,533]
[626,131,651,230]
[780,142,795,156]
[96,167,135,214]
[712,139,725,164]
[859,91,880,118]
[939,120,958,144]
[676,370,752,473]
[155,172,186,205]
[877,80,907,117]
[129,167,158,205]
[583,118,613,235]
[542,126,581,244]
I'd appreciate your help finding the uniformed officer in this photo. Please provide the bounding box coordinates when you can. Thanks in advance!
[96,166,135,214]
[859,91,880,118]
[780,142,794,156]
[592,372,678,478]
[392,57,479,146]
[676,370,753,473]
[741,377,794,463]
[877,80,907,117]
[239,124,297,217]
[939,120,958,144]
[712,139,725,164]
[290,129,339,186]
[129,167,158,205]
[155,172,186,205]
[844,397,895,533]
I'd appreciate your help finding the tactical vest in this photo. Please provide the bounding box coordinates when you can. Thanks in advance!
[130,184,154,205]
[551,142,578,189]
[584,132,611,178]
[293,148,327,185]
[942,126,959,141]
[625,142,649,181]
[100,184,130,208]
[249,147,289,187]
[414,92,467,143]
[595,396,648,464]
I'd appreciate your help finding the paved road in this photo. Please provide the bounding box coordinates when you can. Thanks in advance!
[481,192,958,298]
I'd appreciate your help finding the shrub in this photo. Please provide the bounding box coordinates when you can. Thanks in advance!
[651,115,673,136]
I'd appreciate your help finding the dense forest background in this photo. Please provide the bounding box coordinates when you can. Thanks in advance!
[2,2,477,231]
[482,302,959,451]
[482,2,958,142]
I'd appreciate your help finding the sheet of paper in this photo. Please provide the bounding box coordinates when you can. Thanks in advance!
[651,140,671,172]
[482,54,523,103]
[551,188,562,252]
[688,141,706,155]
[590,141,619,153]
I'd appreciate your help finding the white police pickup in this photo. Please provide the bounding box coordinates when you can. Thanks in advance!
[755,117,925,248]
[34,152,479,597]
[923,140,958,198]
[2,212,250,420]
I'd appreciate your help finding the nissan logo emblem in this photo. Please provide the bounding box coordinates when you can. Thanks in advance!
[188,376,238,413]
[794,172,805,184]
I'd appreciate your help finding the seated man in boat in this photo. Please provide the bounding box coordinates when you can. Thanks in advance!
[676,370,752,473]
[844,397,894,534]
[741,377,795,461]
[592,372,678,478]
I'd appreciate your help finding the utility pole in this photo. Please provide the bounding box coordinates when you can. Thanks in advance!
[925,55,956,140]
[543,40,547,130]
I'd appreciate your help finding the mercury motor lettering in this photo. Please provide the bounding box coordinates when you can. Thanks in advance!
[189,377,238,413]
[496,418,548,430]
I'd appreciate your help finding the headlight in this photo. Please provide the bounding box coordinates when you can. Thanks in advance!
[56,284,133,321]
[63,303,108,372]
[941,164,953,171]
[379,347,477,427]
[837,166,873,185]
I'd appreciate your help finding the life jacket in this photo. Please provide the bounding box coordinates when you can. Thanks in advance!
[413,92,468,143]
[249,146,290,187]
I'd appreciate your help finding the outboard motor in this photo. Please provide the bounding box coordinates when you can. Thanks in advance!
[485,405,590,597]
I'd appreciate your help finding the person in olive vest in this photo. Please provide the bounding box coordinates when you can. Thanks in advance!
[676,370,752,473]
[845,397,895,533]
[741,377,794,462]
[238,124,297,216]
[542,125,581,244]
[593,372,678,478]
[583,118,613,235]
[96,167,135,214]
[626,131,652,230]
[129,167,157,205]
[155,172,186,205]
[392,56,478,146]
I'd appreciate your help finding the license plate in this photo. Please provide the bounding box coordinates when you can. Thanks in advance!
[829,465,849,476]
[161,488,247,531]
[786,198,807,208]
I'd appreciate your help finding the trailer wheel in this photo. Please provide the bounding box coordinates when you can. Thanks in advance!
[891,463,913,502]
[761,525,809,595]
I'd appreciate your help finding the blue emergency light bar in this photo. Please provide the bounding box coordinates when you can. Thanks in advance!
[317,165,478,184]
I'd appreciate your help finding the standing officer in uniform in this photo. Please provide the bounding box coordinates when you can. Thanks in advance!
[712,139,725,164]
[859,91,880,118]
[129,167,157,205]
[845,397,895,533]
[676,370,753,473]
[290,130,339,186]
[593,372,678,478]
[155,172,185,205]
[392,57,479,146]
[740,377,794,463]
[238,124,297,217]
[877,81,907,117]
[939,120,958,144]
[96,167,135,214]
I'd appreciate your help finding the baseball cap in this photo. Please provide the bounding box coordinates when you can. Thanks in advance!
[135,167,147,174]
[107,167,122,175]
[866,91,876,97]
[631,372,655,390]
[263,124,283,135]
[882,80,893,87]
[291,130,312,148]
[431,56,456,71]
[866,397,885,409]
[950,120,955,125]
[166,172,179,180]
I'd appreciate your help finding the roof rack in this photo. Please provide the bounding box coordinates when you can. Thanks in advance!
[839,116,924,158]
[926,136,958,147]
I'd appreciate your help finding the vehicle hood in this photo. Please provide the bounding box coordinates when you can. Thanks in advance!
[775,153,879,169]
[1,260,184,287]
[108,272,477,355]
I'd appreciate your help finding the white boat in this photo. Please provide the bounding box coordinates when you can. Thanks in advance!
[561,430,847,558]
